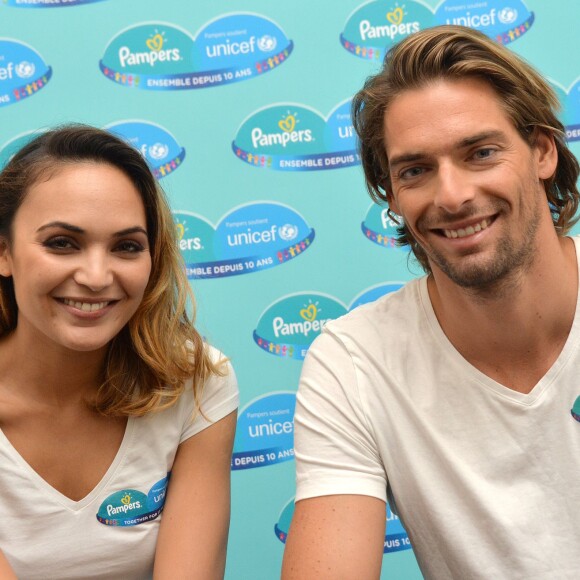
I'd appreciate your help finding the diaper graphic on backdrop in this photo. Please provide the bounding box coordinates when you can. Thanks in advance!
[106,120,186,179]
[174,202,315,279]
[232,100,359,171]
[274,497,412,554]
[232,392,296,470]
[99,14,293,90]
[0,39,52,107]
[340,0,534,62]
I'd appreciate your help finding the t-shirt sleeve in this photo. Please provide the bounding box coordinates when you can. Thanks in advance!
[179,349,239,443]
[294,328,387,503]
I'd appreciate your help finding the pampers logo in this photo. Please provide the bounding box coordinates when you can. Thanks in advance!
[4,0,107,6]
[435,0,534,45]
[274,497,412,554]
[96,474,169,527]
[341,0,534,60]
[362,204,403,249]
[105,120,186,179]
[253,293,348,361]
[0,38,52,107]
[549,78,580,143]
[233,99,360,171]
[174,202,314,279]
[99,14,292,90]
[232,392,296,470]
[341,1,434,60]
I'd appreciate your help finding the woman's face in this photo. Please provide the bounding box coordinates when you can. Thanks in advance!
[0,161,152,354]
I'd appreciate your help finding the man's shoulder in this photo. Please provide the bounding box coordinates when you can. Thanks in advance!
[324,277,424,340]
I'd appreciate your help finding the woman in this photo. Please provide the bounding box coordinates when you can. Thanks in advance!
[0,126,238,579]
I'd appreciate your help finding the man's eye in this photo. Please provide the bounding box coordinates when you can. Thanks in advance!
[400,167,424,179]
[473,148,495,160]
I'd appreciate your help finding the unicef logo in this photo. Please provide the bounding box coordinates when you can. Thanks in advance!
[257,35,277,52]
[279,223,298,241]
[498,7,518,24]
[15,61,35,79]
[148,142,169,160]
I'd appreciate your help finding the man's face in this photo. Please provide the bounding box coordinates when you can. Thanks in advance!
[383,77,557,291]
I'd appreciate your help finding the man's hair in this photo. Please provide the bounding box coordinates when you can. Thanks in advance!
[352,25,580,272]
[0,124,223,416]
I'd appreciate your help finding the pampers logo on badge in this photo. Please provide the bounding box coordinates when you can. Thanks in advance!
[253,293,348,361]
[175,202,315,279]
[99,15,292,90]
[4,0,107,7]
[340,1,434,61]
[435,0,534,45]
[550,78,580,143]
[105,120,186,179]
[274,497,412,554]
[232,99,360,171]
[362,204,403,249]
[232,392,296,470]
[96,474,169,527]
[0,38,52,107]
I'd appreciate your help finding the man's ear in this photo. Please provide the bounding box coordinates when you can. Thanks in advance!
[0,238,12,278]
[534,130,558,181]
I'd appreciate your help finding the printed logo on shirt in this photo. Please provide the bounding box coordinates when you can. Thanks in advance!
[105,120,186,179]
[253,293,348,361]
[549,78,580,143]
[0,38,52,107]
[232,392,296,470]
[362,204,403,250]
[232,99,360,171]
[4,0,108,7]
[571,396,580,422]
[96,474,170,527]
[174,202,314,280]
[99,15,292,90]
[274,497,412,554]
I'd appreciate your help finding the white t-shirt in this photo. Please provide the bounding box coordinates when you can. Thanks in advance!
[295,242,580,579]
[0,348,238,580]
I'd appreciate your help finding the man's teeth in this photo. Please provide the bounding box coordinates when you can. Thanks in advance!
[444,218,490,239]
[63,299,109,312]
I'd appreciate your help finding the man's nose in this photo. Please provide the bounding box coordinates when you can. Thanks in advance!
[434,162,476,214]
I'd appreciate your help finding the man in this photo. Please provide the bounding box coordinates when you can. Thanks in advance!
[282,25,580,579]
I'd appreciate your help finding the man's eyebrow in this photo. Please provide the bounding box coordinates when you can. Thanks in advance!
[389,130,507,170]
[36,222,148,237]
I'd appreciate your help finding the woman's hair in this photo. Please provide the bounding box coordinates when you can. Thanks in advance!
[0,124,223,416]
[352,25,580,272]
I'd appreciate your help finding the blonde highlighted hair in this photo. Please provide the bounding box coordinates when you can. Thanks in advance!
[0,125,223,416]
[352,25,580,272]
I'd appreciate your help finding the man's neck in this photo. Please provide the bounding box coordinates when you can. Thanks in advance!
[427,235,578,394]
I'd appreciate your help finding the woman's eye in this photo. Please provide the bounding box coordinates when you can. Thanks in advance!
[115,240,146,254]
[43,237,75,250]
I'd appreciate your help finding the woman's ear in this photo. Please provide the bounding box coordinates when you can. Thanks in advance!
[0,238,12,278]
